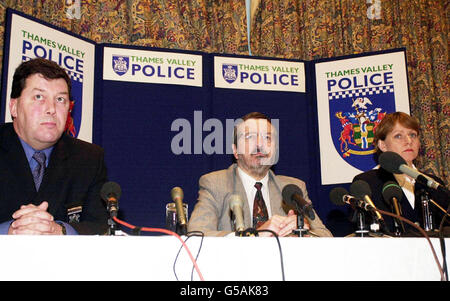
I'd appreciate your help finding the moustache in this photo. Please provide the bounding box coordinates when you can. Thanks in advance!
[250,147,269,156]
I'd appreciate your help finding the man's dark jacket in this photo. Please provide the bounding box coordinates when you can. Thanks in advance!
[0,122,108,234]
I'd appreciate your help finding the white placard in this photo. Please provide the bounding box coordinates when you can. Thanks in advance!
[103,47,203,87]
[214,56,305,92]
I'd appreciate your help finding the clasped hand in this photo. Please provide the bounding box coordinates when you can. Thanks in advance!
[8,201,63,235]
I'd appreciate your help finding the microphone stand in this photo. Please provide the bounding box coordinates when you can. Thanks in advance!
[106,199,119,235]
[107,215,117,235]
[347,207,390,237]
[353,207,370,237]
[176,223,188,236]
[293,209,309,237]
[420,189,434,231]
[391,215,403,237]
[389,202,405,236]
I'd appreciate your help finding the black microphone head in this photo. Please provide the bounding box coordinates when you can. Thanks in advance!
[283,184,315,219]
[350,180,372,200]
[101,181,122,201]
[379,151,406,174]
[329,187,349,206]
[382,181,403,205]
[282,184,303,207]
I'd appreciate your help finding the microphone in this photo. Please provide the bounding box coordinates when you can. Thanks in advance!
[330,186,374,235]
[350,180,384,223]
[100,181,122,218]
[379,151,449,194]
[382,181,403,213]
[228,194,245,233]
[382,181,405,233]
[171,187,187,234]
[329,187,366,209]
[282,184,315,220]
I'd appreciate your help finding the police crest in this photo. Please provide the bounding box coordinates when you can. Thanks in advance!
[329,85,395,171]
[112,55,129,76]
[222,64,238,84]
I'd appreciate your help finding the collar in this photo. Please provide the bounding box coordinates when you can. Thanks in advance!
[237,166,269,189]
[393,164,417,186]
[18,137,54,167]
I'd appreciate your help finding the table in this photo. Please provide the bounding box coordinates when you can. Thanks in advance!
[0,235,447,281]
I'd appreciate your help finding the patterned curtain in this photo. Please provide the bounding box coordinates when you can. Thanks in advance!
[250,0,449,185]
[0,0,448,185]
[0,0,249,68]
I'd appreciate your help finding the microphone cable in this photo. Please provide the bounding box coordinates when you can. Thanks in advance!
[112,216,205,281]
[438,203,450,281]
[429,199,450,217]
[416,187,449,280]
[370,208,446,281]
[255,229,286,281]
[173,231,205,281]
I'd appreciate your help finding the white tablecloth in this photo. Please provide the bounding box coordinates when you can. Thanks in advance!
[0,235,447,281]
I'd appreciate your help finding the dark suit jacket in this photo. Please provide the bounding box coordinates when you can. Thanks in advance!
[353,167,449,235]
[0,123,109,234]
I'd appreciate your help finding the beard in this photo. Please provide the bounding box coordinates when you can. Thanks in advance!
[236,152,272,179]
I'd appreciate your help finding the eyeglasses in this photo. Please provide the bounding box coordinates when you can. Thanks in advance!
[240,132,272,143]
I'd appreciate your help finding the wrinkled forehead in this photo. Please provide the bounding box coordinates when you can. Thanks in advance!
[237,118,274,135]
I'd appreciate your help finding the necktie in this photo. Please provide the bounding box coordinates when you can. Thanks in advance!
[32,152,46,190]
[253,182,269,228]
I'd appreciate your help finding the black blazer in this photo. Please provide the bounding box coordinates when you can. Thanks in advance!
[353,167,449,235]
[0,123,109,234]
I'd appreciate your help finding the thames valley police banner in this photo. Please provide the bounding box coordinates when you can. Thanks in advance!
[315,51,410,185]
[0,10,96,143]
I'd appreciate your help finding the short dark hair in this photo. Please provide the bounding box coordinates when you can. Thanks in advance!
[233,112,272,146]
[10,58,72,100]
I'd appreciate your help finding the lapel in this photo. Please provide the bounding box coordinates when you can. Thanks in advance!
[0,124,36,196]
[268,170,284,216]
[230,164,252,228]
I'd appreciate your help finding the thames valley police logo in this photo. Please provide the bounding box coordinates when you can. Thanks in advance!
[113,55,129,76]
[222,64,238,84]
[329,85,395,170]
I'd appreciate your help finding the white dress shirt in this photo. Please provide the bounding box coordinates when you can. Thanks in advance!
[237,167,272,220]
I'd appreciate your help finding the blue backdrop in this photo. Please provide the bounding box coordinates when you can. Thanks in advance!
[97,47,354,236]
[0,10,381,237]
